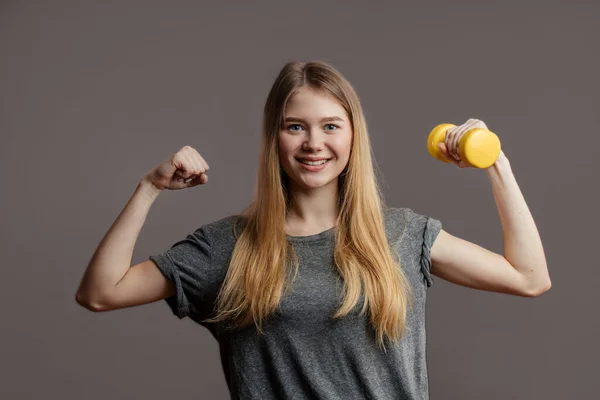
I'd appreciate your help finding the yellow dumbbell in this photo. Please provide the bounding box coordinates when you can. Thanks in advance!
[427,123,501,169]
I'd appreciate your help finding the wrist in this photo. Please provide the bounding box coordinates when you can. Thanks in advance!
[138,176,163,199]
[485,151,513,182]
[487,151,510,170]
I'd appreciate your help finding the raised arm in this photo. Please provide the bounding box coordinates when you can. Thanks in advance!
[75,178,168,311]
[431,120,551,297]
[75,146,209,311]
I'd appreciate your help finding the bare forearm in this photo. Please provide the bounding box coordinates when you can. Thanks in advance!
[76,178,162,307]
[486,152,551,292]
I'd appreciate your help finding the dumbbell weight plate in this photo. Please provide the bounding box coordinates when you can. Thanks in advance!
[460,128,501,169]
[427,123,455,163]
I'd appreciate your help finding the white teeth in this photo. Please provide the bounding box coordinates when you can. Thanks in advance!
[299,159,329,166]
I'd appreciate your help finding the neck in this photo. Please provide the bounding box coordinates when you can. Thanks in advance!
[285,181,339,232]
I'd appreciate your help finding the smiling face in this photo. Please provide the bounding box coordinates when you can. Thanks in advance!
[278,87,353,193]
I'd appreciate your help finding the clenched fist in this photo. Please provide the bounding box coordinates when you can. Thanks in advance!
[143,146,210,191]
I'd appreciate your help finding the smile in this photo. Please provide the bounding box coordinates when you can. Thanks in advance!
[298,159,330,165]
[296,158,331,171]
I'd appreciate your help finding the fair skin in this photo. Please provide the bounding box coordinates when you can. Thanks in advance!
[431,119,551,297]
[279,98,551,298]
[278,87,353,236]
[77,97,549,313]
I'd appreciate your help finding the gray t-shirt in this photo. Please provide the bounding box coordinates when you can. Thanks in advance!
[149,205,442,400]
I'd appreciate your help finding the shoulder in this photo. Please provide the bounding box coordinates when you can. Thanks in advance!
[382,205,442,244]
[192,213,248,248]
[382,205,423,231]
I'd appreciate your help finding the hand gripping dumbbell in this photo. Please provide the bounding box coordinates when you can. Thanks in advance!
[426,123,502,168]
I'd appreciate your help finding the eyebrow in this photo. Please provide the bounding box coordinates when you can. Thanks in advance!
[284,116,345,123]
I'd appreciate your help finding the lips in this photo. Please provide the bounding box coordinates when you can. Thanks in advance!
[297,158,331,166]
[296,157,332,162]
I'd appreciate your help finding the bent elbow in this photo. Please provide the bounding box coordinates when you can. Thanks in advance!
[75,291,105,312]
[525,281,552,297]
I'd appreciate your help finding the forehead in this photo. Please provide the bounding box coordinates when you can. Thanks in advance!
[285,88,347,119]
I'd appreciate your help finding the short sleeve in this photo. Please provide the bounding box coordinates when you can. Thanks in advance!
[406,208,443,287]
[149,225,212,319]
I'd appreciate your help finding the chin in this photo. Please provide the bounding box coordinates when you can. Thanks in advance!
[298,176,336,189]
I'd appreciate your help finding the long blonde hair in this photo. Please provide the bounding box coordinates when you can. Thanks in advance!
[203,61,413,350]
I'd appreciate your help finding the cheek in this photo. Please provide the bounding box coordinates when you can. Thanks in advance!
[278,135,298,165]
[277,135,289,156]
[278,133,296,152]
[331,133,353,158]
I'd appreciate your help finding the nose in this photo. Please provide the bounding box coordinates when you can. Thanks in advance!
[302,130,325,152]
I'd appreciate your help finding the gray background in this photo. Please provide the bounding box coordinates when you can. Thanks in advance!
[1,0,598,398]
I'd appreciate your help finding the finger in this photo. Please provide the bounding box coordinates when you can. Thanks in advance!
[461,119,478,134]
[186,173,208,185]
[437,142,446,156]
[197,157,209,174]
[187,147,208,172]
[453,120,477,159]
[451,124,465,157]
[187,148,205,174]
[473,119,487,130]
[176,148,198,179]
[453,130,463,159]
[198,154,210,172]
[180,153,198,179]
[188,155,201,178]
[181,147,200,174]
[172,153,190,177]
[444,127,455,156]
[437,143,455,163]
[440,132,452,161]
[446,128,459,159]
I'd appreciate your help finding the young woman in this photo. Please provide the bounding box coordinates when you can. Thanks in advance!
[75,61,551,399]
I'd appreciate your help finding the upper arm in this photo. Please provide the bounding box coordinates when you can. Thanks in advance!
[94,260,176,312]
[84,222,216,318]
[429,229,534,297]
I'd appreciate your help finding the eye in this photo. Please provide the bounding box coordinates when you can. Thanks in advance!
[287,124,304,132]
[285,123,340,132]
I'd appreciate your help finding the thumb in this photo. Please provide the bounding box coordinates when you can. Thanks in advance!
[437,143,452,161]
[187,173,208,186]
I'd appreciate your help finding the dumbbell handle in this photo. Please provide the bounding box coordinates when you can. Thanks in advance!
[427,123,501,169]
